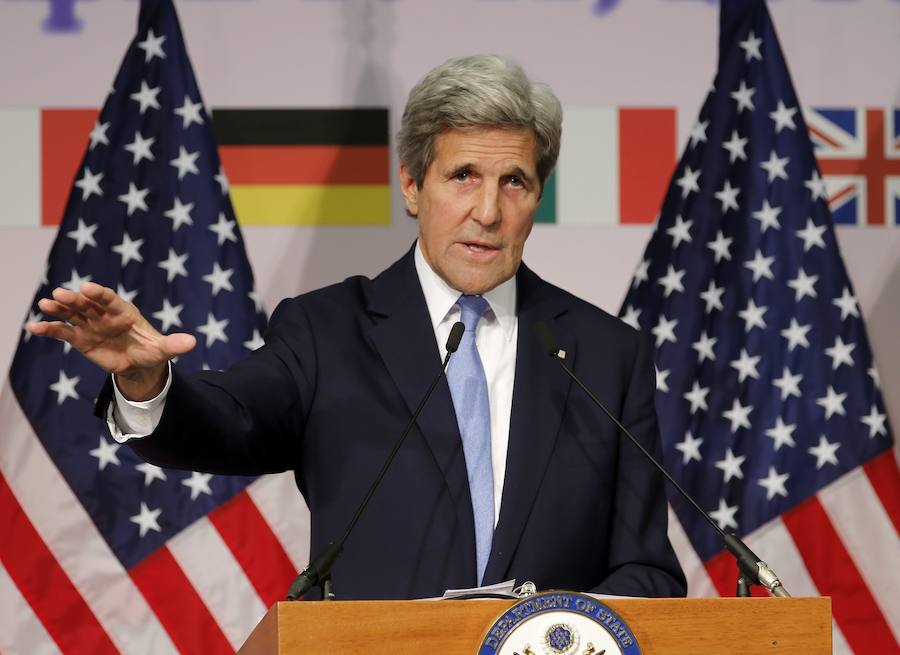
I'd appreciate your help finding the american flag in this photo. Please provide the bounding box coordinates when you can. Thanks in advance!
[619,1,900,652]
[0,0,310,652]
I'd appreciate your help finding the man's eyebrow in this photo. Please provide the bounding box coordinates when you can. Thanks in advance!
[507,166,534,181]
[438,162,473,177]
[441,163,535,179]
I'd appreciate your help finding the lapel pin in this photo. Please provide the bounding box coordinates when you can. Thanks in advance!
[557,349,566,360]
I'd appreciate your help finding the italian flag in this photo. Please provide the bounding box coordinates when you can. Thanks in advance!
[537,107,676,225]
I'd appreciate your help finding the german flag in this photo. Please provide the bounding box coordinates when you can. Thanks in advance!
[213,109,390,226]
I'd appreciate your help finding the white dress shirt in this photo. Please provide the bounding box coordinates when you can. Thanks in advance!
[109,241,519,524]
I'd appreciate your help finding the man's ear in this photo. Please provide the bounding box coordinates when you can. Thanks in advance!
[399,164,419,217]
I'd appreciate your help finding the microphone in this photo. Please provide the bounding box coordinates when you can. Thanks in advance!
[286,321,466,601]
[532,321,790,599]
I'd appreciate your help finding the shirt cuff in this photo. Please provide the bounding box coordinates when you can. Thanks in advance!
[106,362,173,443]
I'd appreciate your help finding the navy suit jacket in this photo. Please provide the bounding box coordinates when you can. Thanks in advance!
[111,247,686,599]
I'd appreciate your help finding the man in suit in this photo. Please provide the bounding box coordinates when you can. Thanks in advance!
[29,55,686,600]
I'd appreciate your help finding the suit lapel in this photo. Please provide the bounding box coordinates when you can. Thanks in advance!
[483,265,575,584]
[364,248,476,563]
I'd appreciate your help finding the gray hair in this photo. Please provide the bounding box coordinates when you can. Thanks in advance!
[397,55,563,191]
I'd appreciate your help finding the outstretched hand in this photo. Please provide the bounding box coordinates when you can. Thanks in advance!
[27,282,196,400]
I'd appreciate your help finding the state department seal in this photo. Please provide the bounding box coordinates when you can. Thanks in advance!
[477,592,641,655]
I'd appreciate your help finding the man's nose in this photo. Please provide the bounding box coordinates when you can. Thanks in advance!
[472,183,501,227]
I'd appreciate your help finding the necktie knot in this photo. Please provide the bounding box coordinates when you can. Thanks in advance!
[457,294,490,334]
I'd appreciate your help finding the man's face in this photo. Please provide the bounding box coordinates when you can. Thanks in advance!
[400,127,540,295]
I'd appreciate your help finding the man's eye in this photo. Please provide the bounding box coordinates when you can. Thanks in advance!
[506,176,524,188]
[453,171,470,181]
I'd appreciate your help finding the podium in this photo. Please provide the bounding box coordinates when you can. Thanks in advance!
[238,597,832,653]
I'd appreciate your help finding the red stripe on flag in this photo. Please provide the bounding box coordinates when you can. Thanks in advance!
[130,545,233,655]
[864,449,900,536]
[827,184,855,207]
[782,494,898,652]
[702,549,734,597]
[208,491,297,605]
[619,108,676,224]
[41,109,99,227]
[219,145,389,185]
[0,472,118,654]
[807,123,843,150]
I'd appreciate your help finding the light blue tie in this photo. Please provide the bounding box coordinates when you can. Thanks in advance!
[446,294,494,585]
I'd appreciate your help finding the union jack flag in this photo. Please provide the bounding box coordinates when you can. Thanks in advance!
[620,1,900,652]
[0,0,309,652]
[805,107,900,225]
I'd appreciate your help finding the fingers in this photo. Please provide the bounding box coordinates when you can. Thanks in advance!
[81,282,127,312]
[27,320,78,344]
[37,283,126,327]
[51,287,107,320]
[37,298,81,322]
[160,333,197,358]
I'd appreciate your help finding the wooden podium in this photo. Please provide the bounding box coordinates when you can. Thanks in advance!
[239,596,831,653]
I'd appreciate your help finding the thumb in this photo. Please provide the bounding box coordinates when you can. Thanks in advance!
[161,333,197,358]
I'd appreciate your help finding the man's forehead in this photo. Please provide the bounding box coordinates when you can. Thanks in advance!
[432,127,539,171]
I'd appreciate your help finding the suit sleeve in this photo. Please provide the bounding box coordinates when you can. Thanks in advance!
[110,298,317,476]
[591,331,687,597]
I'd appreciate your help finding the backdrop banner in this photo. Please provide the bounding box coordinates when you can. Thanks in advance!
[0,1,898,653]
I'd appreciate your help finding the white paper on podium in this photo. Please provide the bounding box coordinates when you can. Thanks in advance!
[415,579,520,601]
[423,581,638,601]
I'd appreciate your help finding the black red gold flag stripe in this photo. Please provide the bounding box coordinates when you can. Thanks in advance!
[212,109,390,226]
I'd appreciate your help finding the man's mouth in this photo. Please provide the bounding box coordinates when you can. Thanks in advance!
[461,241,500,253]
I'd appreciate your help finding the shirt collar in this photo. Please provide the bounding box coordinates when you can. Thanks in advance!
[414,240,517,341]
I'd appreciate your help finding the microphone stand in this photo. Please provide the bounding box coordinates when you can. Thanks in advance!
[532,322,790,599]
[286,322,466,601]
